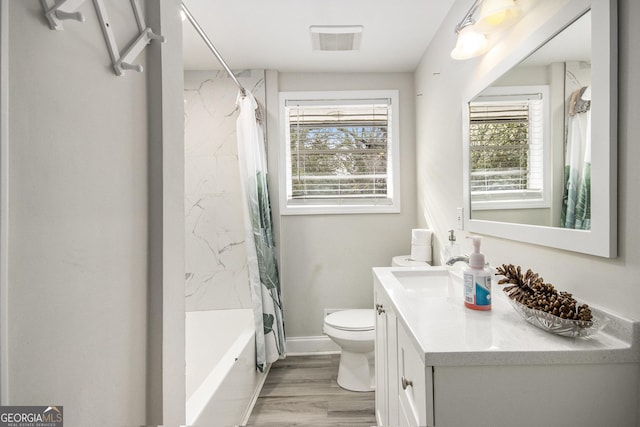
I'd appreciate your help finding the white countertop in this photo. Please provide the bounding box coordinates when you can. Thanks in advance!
[373,266,640,367]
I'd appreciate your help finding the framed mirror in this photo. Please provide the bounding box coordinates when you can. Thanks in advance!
[462,0,617,258]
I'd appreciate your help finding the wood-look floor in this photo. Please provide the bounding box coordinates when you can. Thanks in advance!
[246,354,376,427]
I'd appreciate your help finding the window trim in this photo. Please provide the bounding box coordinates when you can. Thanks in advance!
[278,90,401,215]
[469,85,551,211]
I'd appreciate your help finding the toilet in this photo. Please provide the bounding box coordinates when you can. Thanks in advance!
[392,255,431,267]
[323,309,376,392]
[323,255,430,392]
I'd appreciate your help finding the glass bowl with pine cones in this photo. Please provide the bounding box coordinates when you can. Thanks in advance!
[496,264,608,338]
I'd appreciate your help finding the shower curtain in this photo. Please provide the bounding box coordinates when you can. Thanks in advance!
[236,91,286,371]
[561,86,591,230]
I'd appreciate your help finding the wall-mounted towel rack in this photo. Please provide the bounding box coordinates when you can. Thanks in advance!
[93,0,165,75]
[40,0,165,76]
[41,0,87,30]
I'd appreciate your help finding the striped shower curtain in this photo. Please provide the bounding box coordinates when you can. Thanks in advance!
[236,91,286,371]
[561,86,591,230]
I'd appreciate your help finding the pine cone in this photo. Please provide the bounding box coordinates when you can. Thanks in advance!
[496,264,593,322]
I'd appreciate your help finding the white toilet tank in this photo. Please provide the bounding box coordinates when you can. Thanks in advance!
[391,255,431,267]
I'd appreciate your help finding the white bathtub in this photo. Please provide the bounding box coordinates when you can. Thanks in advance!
[186,309,266,426]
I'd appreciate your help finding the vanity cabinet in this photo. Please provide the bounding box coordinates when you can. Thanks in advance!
[377,310,639,427]
[374,281,398,427]
[373,267,640,427]
[375,294,435,427]
[397,323,433,427]
[431,364,639,426]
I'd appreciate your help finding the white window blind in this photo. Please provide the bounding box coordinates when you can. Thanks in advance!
[280,91,400,214]
[469,100,532,192]
[469,87,549,209]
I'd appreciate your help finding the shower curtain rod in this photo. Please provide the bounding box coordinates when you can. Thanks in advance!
[181,1,247,96]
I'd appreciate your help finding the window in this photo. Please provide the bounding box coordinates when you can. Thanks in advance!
[279,91,400,214]
[469,86,550,210]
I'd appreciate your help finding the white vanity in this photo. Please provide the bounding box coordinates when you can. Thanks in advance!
[373,267,640,427]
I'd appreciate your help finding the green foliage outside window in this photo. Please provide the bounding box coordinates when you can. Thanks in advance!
[290,125,388,198]
[469,120,529,192]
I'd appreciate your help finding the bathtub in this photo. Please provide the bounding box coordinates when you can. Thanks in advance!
[186,309,267,426]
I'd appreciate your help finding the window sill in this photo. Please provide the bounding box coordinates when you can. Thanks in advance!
[471,199,550,211]
[281,201,400,215]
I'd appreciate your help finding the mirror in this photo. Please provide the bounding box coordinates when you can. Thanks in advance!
[462,0,617,257]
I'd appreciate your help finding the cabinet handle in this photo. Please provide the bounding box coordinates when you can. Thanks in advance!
[375,304,385,314]
[401,376,413,390]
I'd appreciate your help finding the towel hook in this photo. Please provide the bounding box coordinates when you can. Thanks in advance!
[41,0,87,30]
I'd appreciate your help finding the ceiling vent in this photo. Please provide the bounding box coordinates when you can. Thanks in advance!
[309,25,363,52]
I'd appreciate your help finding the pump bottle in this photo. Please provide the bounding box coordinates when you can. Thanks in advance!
[463,236,491,311]
[443,229,460,261]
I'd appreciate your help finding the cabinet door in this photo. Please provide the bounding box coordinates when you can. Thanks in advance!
[433,364,640,426]
[374,285,398,427]
[385,305,398,426]
[398,397,414,427]
[397,324,434,427]
[374,288,387,426]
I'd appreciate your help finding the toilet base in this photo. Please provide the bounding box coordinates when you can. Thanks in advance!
[336,350,375,392]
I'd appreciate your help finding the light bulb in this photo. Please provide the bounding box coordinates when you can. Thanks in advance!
[475,0,521,33]
[484,10,507,27]
[451,25,489,60]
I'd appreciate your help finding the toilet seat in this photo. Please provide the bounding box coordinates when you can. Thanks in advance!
[324,309,374,332]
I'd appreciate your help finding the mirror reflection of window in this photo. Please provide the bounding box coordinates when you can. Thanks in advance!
[469,87,549,212]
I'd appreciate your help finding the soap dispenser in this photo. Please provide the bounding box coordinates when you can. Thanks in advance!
[443,229,460,261]
[463,236,491,311]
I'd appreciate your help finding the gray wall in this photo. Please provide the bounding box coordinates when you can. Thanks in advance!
[267,72,417,338]
[415,0,640,321]
[2,0,185,425]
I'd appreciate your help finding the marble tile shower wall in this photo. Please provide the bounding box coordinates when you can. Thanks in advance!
[184,70,266,312]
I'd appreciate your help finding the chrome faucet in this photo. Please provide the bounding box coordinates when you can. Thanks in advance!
[445,255,491,268]
[445,255,469,266]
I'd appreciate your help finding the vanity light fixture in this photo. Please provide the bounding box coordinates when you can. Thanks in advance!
[475,0,522,33]
[451,0,522,60]
[451,22,489,60]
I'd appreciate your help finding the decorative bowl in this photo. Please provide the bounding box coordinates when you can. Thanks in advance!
[503,290,607,338]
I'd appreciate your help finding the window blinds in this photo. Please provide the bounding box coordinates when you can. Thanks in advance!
[469,98,544,196]
[285,99,392,202]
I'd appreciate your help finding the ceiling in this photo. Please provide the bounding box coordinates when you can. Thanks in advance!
[181,0,457,73]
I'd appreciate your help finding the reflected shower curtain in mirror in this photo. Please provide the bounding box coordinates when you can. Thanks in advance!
[236,91,286,371]
[561,86,591,230]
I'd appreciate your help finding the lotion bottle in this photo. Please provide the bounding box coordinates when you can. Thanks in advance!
[463,236,491,311]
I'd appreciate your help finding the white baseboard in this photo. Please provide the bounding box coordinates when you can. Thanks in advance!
[240,362,270,426]
[285,335,340,356]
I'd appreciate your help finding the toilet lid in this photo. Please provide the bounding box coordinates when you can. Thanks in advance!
[392,255,431,267]
[325,309,375,331]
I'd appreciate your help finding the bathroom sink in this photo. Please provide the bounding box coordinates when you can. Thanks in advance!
[391,268,462,297]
